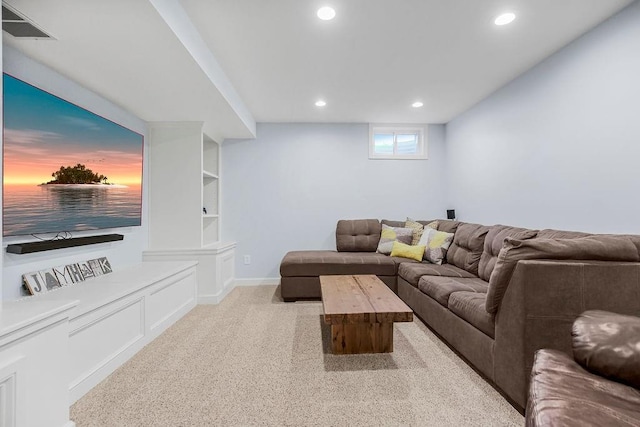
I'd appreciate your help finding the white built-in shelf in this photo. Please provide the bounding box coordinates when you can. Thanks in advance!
[202,170,218,179]
[147,123,232,308]
[148,123,221,249]
[202,134,220,247]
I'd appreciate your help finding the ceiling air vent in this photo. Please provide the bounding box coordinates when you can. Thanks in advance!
[2,4,53,39]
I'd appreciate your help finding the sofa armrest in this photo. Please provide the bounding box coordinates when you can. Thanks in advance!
[493,259,640,408]
[573,310,640,389]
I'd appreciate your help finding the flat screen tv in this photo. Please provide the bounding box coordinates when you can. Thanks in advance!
[3,73,143,238]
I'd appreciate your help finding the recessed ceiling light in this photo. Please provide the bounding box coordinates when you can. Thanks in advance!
[315,100,327,107]
[412,101,424,108]
[494,12,516,26]
[317,6,336,20]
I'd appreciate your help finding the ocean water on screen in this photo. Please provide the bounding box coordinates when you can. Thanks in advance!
[3,184,142,236]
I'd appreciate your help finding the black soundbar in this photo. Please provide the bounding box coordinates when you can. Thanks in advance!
[6,234,124,254]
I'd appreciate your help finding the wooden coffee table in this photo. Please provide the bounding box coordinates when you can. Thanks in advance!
[320,274,413,354]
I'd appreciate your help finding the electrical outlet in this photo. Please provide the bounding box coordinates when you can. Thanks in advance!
[243,255,251,265]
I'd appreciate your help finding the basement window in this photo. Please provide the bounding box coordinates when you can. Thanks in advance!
[369,125,427,159]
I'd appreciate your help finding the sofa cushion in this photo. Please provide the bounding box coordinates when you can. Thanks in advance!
[398,262,476,286]
[486,236,640,314]
[417,228,455,265]
[382,219,413,228]
[388,256,420,273]
[477,225,538,281]
[377,225,413,255]
[436,220,461,234]
[448,292,495,338]
[417,276,488,307]
[620,235,640,257]
[536,229,591,239]
[280,251,396,277]
[390,241,425,262]
[526,349,640,427]
[572,310,640,389]
[336,219,381,252]
[382,219,460,235]
[446,222,490,276]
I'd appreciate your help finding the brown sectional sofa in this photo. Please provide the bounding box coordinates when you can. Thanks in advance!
[279,219,640,410]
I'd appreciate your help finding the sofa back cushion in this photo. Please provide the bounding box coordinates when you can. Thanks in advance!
[477,225,538,281]
[381,219,436,228]
[381,219,407,228]
[336,219,381,252]
[437,220,461,234]
[446,223,490,276]
[618,235,640,256]
[537,229,590,239]
[486,236,640,314]
[381,219,460,234]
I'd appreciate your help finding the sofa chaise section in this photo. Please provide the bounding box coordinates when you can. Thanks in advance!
[280,250,396,301]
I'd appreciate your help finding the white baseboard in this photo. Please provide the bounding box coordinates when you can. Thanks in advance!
[64,421,77,427]
[198,286,232,304]
[197,278,280,305]
[234,277,280,287]
[198,277,236,304]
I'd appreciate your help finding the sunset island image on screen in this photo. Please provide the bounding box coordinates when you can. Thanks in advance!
[2,73,143,237]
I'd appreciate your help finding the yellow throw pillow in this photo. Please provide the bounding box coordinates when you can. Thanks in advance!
[377,225,413,255]
[390,241,426,262]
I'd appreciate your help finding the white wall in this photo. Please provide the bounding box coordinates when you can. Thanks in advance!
[2,46,149,300]
[222,122,448,279]
[446,2,640,233]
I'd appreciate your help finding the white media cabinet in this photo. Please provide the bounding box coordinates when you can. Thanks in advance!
[0,261,197,427]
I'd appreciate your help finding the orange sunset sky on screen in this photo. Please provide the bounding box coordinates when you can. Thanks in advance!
[3,74,144,187]
[4,156,142,185]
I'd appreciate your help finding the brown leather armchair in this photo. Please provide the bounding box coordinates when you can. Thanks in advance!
[526,310,640,426]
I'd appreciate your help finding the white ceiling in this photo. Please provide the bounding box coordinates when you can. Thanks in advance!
[3,0,635,138]
[3,0,255,140]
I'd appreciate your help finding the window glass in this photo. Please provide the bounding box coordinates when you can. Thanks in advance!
[373,133,394,154]
[369,125,427,159]
[395,134,418,154]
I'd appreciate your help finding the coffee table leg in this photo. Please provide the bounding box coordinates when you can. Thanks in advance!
[330,322,393,354]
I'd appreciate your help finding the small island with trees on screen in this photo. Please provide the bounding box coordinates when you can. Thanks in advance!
[40,164,126,188]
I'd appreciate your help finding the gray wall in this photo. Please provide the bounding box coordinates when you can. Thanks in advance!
[222,123,448,278]
[2,46,149,300]
[445,2,640,233]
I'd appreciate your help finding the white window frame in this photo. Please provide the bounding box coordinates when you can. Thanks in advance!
[368,124,428,160]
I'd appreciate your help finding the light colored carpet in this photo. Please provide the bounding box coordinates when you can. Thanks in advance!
[71,285,523,426]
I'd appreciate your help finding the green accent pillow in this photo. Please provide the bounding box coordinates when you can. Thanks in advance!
[417,228,454,264]
[377,225,413,255]
[390,241,426,262]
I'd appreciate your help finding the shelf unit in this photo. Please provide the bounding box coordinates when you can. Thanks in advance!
[146,122,235,304]
[202,134,219,247]
[147,122,222,249]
